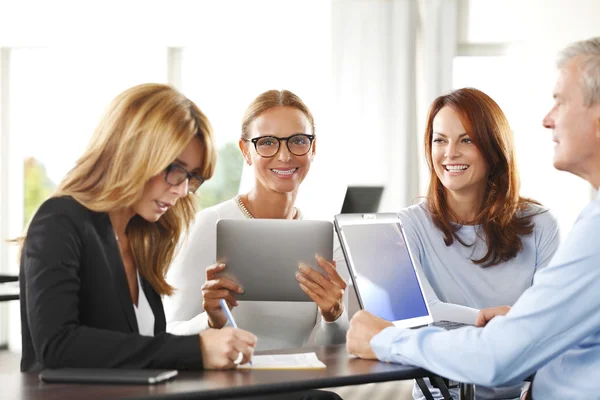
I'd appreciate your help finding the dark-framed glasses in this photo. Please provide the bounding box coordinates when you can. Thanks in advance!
[247,134,315,158]
[164,163,205,194]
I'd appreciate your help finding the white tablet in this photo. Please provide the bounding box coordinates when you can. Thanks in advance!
[216,219,333,302]
[334,213,433,328]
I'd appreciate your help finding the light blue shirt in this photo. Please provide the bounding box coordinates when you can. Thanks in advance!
[398,202,559,399]
[371,194,600,399]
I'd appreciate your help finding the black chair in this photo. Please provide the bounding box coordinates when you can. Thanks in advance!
[0,274,19,301]
[0,275,18,284]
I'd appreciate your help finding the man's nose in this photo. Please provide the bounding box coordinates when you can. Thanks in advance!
[542,111,554,129]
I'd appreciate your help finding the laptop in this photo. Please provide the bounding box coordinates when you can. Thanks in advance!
[334,213,466,330]
[340,186,384,214]
[216,219,333,302]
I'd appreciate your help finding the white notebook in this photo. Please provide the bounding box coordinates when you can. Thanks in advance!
[238,352,326,370]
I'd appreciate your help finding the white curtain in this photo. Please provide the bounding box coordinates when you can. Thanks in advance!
[331,0,458,208]
[421,0,457,106]
[417,0,458,193]
[237,0,459,217]
[331,0,420,211]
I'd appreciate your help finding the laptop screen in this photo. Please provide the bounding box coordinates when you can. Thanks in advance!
[339,222,429,322]
[340,186,384,214]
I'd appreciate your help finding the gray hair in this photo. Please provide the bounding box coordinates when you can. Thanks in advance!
[557,37,600,107]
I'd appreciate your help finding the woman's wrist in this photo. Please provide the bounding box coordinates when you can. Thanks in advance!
[322,304,344,322]
[207,312,226,329]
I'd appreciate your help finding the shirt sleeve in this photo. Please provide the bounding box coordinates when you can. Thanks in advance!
[401,221,479,324]
[164,209,219,335]
[370,205,600,387]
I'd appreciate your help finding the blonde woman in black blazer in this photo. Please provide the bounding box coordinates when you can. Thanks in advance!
[19,84,257,372]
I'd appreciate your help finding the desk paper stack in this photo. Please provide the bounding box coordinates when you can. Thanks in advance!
[238,352,326,370]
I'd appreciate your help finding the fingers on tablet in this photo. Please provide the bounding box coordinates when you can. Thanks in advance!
[314,256,346,288]
[205,263,226,279]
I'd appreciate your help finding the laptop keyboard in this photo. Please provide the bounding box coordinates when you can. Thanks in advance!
[430,320,470,330]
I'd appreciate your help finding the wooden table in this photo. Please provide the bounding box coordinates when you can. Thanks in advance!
[0,344,438,400]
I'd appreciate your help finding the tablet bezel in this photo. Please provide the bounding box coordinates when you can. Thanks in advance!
[216,219,333,302]
[334,213,433,329]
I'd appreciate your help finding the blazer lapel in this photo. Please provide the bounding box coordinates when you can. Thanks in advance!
[96,213,139,333]
[140,277,166,335]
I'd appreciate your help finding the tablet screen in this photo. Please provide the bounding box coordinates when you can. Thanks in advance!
[339,222,429,321]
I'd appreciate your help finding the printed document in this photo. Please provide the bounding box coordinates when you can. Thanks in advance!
[238,352,326,370]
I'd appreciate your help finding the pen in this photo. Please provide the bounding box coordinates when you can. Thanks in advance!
[219,298,252,365]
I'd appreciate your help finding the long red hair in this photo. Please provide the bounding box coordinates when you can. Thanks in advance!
[424,88,539,267]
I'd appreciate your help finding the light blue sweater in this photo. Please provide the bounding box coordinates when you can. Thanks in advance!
[397,201,560,400]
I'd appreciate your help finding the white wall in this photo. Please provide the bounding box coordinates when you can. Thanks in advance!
[455,0,600,235]
[458,0,600,45]
[0,0,319,46]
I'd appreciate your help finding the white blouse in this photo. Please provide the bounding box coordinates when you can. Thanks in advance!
[134,271,155,337]
[164,198,349,351]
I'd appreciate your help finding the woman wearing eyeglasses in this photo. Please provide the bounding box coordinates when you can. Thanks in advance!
[19,83,259,372]
[164,90,349,353]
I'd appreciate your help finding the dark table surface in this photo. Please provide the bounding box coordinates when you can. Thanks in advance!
[1,344,434,400]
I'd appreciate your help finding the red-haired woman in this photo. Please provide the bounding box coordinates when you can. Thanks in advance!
[399,88,559,400]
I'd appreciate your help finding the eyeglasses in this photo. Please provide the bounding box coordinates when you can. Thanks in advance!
[164,163,205,194]
[246,134,315,158]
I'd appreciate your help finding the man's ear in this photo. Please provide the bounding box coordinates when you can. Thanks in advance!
[593,103,600,139]
[238,139,252,165]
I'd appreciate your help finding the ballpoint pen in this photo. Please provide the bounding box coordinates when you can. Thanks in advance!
[219,298,252,365]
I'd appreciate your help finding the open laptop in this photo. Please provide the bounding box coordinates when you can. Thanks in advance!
[216,219,332,302]
[340,186,384,214]
[334,213,466,330]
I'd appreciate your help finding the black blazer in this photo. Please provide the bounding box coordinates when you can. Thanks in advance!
[20,196,204,372]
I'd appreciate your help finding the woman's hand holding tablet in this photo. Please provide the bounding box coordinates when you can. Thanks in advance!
[202,263,245,328]
[296,255,347,322]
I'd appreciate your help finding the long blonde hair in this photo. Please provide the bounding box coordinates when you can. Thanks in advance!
[46,83,216,295]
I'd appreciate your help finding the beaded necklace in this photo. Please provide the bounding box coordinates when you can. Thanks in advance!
[235,195,303,220]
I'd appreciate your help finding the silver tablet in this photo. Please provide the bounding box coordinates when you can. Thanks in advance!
[216,219,333,302]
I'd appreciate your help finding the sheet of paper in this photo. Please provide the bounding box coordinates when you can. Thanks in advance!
[238,352,326,370]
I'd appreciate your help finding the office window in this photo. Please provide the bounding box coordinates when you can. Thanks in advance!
[3,47,168,351]
[10,48,167,227]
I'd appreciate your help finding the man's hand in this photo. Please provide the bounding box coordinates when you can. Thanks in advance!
[346,310,393,360]
[475,305,511,327]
